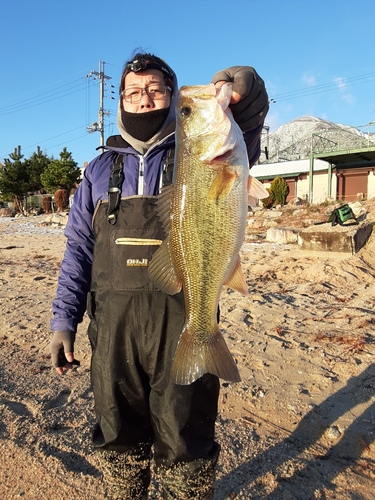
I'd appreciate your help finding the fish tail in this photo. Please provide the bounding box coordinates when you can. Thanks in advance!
[171,327,241,385]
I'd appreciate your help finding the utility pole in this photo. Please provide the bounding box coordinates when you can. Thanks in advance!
[86,60,115,148]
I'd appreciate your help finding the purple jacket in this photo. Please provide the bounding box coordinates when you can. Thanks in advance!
[51,127,262,333]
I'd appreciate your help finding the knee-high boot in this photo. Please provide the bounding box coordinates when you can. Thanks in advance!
[97,444,151,500]
[156,444,219,500]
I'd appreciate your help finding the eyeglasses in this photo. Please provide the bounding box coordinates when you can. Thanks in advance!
[122,83,171,103]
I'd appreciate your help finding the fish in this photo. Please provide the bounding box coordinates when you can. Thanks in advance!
[149,82,268,385]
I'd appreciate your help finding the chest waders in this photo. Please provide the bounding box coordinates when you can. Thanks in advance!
[88,153,220,499]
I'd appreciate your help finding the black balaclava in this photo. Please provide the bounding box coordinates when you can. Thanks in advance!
[120,107,170,142]
[116,54,179,154]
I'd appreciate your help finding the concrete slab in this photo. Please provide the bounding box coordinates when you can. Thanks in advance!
[265,227,299,244]
[297,221,373,254]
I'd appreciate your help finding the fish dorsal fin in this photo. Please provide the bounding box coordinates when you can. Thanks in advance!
[247,175,268,199]
[224,255,248,296]
[148,236,182,295]
[207,166,238,202]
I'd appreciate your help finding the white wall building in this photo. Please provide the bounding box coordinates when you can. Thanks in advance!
[251,158,375,204]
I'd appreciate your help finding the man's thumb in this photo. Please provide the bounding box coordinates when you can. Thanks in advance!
[65,352,74,363]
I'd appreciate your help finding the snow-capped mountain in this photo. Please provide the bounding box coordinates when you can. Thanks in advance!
[259,115,375,163]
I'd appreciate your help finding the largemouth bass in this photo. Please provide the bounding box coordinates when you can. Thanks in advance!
[149,82,268,385]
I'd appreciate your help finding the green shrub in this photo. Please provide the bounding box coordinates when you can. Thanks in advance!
[269,177,289,205]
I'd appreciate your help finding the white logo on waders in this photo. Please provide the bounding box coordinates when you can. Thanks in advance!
[126,258,148,267]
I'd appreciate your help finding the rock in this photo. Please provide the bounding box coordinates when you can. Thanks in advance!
[292,209,305,217]
[327,425,341,439]
[288,197,305,206]
[349,201,367,219]
[263,219,278,228]
[29,208,44,216]
[0,208,15,217]
[247,218,265,229]
[44,212,69,228]
[297,221,373,253]
[266,227,299,244]
[264,210,283,218]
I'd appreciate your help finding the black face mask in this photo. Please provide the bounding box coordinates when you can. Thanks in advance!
[121,107,170,142]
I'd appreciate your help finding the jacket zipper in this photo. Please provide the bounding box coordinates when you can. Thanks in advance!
[138,155,144,195]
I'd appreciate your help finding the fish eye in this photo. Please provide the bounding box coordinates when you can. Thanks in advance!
[180,106,191,117]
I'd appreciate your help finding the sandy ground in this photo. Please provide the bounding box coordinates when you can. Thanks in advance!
[0,201,374,499]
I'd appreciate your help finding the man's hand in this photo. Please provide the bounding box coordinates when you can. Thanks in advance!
[50,330,77,375]
[214,81,242,105]
[212,66,269,131]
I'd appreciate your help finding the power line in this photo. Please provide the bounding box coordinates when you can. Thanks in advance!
[0,125,87,160]
[0,78,85,109]
[274,71,375,98]
[0,64,114,163]
[39,133,93,155]
[24,125,86,148]
[270,71,375,103]
[0,67,93,107]
[0,79,96,116]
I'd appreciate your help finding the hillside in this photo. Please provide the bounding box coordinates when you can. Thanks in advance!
[260,115,375,163]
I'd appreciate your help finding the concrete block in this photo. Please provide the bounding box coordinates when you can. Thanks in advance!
[297,221,373,254]
[266,227,299,244]
[44,212,69,228]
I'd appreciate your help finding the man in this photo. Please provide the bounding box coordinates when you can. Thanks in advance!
[50,52,268,499]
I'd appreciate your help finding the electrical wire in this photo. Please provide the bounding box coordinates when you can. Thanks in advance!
[0,126,88,159]
[0,66,93,106]
[38,133,93,153]
[0,66,111,162]
[270,71,375,103]
[0,79,96,116]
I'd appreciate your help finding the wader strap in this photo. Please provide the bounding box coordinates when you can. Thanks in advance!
[162,147,175,187]
[107,154,124,225]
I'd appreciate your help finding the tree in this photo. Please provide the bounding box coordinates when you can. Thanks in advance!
[28,146,50,193]
[0,146,30,212]
[40,147,81,193]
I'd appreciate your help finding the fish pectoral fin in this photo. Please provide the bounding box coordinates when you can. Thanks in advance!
[207,166,238,202]
[148,237,182,295]
[157,184,174,233]
[224,256,249,295]
[171,326,241,385]
[247,175,269,199]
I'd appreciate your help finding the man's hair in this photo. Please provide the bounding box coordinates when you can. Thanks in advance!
[120,52,174,94]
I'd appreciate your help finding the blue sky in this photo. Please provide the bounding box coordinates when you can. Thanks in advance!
[1,0,374,167]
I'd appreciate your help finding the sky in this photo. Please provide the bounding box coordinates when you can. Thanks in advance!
[1,0,375,168]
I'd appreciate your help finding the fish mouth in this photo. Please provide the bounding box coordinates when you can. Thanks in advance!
[209,150,234,164]
[201,145,236,163]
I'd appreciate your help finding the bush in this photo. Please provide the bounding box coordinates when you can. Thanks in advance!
[269,177,289,205]
[42,196,52,213]
[54,189,70,212]
[261,188,274,209]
